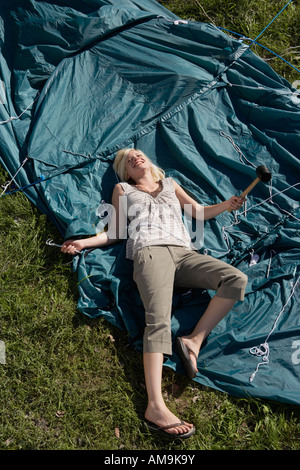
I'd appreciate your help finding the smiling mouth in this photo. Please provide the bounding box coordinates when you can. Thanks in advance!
[133,160,144,167]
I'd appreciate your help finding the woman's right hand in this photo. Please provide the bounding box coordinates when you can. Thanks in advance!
[61,239,85,255]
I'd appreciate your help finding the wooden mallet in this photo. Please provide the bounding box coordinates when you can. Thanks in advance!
[228,165,272,212]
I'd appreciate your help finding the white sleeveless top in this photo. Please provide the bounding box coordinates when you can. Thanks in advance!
[119,177,194,259]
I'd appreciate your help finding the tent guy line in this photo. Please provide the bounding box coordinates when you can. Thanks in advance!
[249,273,300,383]
[0,0,299,404]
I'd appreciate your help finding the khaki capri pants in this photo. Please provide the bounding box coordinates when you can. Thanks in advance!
[133,245,247,355]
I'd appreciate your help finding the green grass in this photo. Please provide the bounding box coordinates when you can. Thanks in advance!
[1,0,300,451]
[159,0,300,84]
[0,173,299,451]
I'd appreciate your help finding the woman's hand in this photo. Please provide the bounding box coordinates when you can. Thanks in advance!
[61,239,86,255]
[226,196,246,212]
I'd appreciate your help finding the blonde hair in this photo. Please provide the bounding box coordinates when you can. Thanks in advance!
[113,148,165,183]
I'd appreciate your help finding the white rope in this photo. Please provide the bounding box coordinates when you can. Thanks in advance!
[249,274,300,383]
[0,96,38,125]
[219,131,300,223]
[266,249,276,278]
[0,156,29,196]
[217,132,300,383]
[237,181,300,222]
[205,133,300,256]
[219,131,257,168]
[268,178,300,222]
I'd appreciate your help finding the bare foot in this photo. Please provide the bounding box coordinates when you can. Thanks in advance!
[145,402,194,436]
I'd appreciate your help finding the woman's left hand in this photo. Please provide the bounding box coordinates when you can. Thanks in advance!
[227,196,246,211]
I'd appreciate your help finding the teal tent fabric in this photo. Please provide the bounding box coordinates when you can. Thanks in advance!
[0,0,299,404]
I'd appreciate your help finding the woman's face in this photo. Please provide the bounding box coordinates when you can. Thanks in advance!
[124,149,151,181]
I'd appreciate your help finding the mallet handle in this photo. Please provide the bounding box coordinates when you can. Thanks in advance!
[239,177,260,198]
[228,177,260,213]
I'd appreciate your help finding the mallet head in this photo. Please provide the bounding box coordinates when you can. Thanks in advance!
[228,164,272,212]
[256,165,271,183]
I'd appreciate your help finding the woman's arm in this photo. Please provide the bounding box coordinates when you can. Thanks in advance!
[61,184,126,255]
[173,180,244,221]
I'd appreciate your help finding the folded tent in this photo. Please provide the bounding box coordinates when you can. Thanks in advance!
[0,0,299,404]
